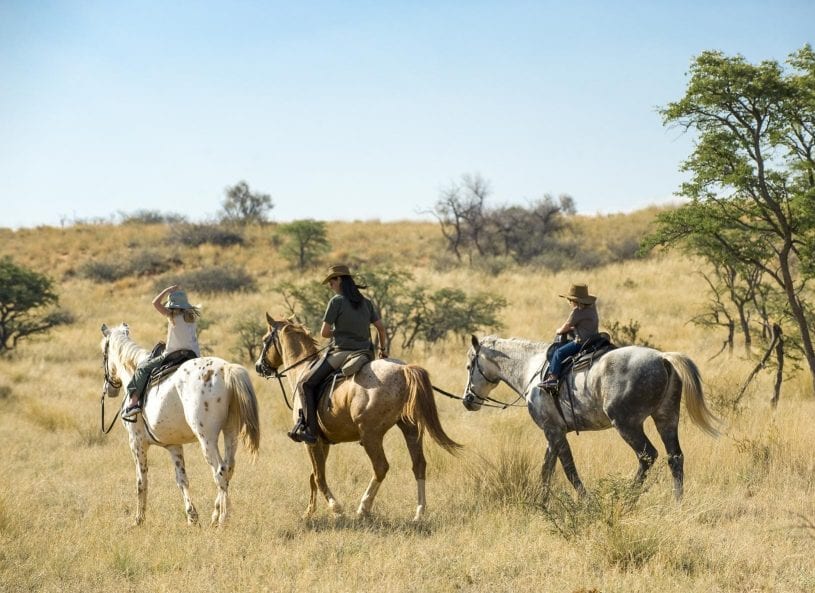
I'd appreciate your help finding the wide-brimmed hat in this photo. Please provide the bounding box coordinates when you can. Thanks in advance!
[559,283,596,305]
[322,264,353,284]
[166,290,196,310]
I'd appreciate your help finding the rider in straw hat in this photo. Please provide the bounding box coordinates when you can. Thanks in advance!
[289,263,389,444]
[122,285,201,420]
[539,283,599,390]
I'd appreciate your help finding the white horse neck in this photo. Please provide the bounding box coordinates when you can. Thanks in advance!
[109,331,151,383]
[483,336,549,390]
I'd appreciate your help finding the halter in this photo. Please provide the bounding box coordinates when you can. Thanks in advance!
[463,342,527,409]
[256,325,326,411]
[100,336,123,433]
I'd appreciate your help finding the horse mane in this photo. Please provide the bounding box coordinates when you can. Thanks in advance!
[285,321,320,352]
[109,325,151,373]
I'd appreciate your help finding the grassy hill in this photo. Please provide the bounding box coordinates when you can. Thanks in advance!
[1,215,813,593]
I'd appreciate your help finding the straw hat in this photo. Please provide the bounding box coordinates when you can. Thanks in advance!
[559,283,596,305]
[322,264,353,284]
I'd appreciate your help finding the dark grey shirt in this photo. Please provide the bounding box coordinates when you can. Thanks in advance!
[566,304,599,342]
[323,295,380,351]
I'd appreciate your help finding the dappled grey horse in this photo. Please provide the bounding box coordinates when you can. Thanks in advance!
[463,335,719,499]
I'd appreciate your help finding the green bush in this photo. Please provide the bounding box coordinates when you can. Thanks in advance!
[168,223,244,247]
[158,265,256,294]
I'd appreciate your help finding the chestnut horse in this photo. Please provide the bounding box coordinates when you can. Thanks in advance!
[256,315,460,521]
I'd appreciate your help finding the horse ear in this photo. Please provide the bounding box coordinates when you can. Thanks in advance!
[101,323,109,336]
[471,335,480,349]
[265,312,274,325]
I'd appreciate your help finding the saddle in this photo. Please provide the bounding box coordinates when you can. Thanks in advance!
[138,343,198,400]
[542,332,616,389]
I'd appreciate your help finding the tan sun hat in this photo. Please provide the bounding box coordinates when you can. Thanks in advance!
[322,264,352,284]
[559,283,596,305]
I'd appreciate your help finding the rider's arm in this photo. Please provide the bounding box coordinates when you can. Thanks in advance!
[320,321,333,339]
[555,321,574,335]
[373,319,388,357]
[152,284,178,318]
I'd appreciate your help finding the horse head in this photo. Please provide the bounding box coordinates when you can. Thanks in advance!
[99,323,128,396]
[256,314,322,379]
[463,335,504,411]
[255,314,284,378]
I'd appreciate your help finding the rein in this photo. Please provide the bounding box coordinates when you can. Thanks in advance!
[462,344,528,409]
[257,328,326,411]
[100,337,123,433]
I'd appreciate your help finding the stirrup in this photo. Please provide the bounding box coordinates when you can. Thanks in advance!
[122,403,141,422]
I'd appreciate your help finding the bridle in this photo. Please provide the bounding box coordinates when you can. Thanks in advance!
[100,336,123,433]
[256,325,325,411]
[462,342,527,409]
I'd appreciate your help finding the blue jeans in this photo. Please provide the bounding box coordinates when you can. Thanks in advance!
[549,341,581,377]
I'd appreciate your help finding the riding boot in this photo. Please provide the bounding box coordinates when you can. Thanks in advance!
[289,359,333,445]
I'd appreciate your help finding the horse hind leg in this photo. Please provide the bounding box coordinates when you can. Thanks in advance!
[652,413,684,500]
[397,419,427,521]
[166,445,199,525]
[613,420,659,487]
[195,430,230,527]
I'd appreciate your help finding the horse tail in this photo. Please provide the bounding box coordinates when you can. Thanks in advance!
[661,352,720,437]
[401,364,462,455]
[225,363,261,458]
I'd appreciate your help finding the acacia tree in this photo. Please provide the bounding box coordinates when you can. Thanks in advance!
[0,257,66,354]
[220,180,273,225]
[646,46,815,390]
[277,219,330,270]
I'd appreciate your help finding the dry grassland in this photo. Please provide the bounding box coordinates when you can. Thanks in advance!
[1,219,814,593]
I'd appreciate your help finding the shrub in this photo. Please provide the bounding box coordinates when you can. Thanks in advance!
[119,210,187,225]
[158,265,256,294]
[230,313,266,362]
[79,251,178,282]
[168,223,244,247]
[78,260,126,282]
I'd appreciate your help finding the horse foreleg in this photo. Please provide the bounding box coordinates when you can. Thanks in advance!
[196,431,230,527]
[128,433,149,526]
[166,445,198,525]
[540,444,558,499]
[358,434,389,517]
[306,442,341,518]
[552,434,586,497]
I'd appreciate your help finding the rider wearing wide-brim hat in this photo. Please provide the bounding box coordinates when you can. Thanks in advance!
[288,263,388,444]
[539,283,599,390]
[122,285,201,420]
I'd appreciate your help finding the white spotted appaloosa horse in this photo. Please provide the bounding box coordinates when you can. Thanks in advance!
[463,335,719,499]
[256,315,461,521]
[100,323,260,526]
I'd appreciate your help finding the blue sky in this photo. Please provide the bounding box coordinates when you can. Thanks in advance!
[1,1,813,228]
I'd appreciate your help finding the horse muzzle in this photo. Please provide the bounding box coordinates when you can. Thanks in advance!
[462,392,483,412]
[255,359,276,379]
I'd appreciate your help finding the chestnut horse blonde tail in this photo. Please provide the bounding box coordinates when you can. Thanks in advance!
[225,364,261,458]
[662,352,720,438]
[401,364,462,455]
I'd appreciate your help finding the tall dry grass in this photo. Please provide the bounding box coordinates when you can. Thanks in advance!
[1,219,814,593]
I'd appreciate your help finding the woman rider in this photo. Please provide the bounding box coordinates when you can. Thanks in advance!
[539,283,599,390]
[123,285,201,419]
[289,264,389,444]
